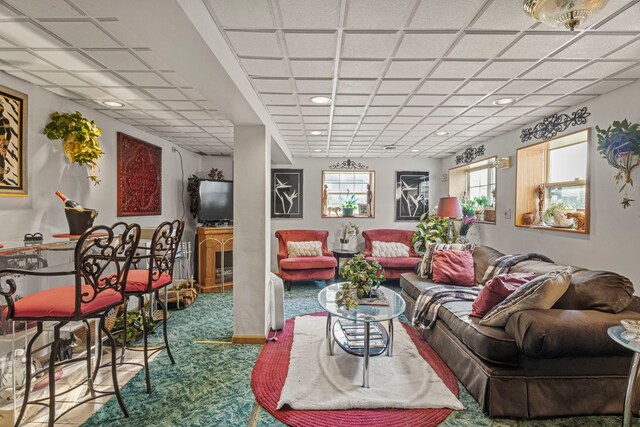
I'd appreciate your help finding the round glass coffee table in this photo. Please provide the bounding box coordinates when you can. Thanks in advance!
[318,283,406,388]
[608,325,640,427]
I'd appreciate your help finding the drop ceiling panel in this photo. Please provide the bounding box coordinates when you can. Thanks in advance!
[344,0,415,30]
[341,32,398,59]
[225,31,281,57]
[289,59,334,77]
[277,0,340,29]
[430,60,486,78]
[385,60,434,78]
[410,0,483,30]
[284,32,337,58]
[205,0,274,28]
[471,0,537,31]
[0,22,64,48]
[501,34,576,59]
[86,49,149,70]
[396,33,458,59]
[448,34,516,59]
[555,34,637,59]
[339,59,386,78]
[39,21,120,48]
[5,0,81,18]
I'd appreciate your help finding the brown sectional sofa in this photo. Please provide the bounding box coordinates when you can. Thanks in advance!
[400,245,640,418]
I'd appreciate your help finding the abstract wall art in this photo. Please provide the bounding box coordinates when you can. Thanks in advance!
[396,171,429,221]
[0,85,27,197]
[271,169,303,219]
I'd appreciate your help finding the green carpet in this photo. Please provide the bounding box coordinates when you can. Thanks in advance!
[83,282,633,427]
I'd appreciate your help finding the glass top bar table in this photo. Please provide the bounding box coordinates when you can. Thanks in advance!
[318,283,406,388]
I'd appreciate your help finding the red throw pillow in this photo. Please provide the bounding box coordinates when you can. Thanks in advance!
[431,250,475,287]
[470,273,537,318]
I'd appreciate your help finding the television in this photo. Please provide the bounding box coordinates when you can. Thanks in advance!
[198,179,233,223]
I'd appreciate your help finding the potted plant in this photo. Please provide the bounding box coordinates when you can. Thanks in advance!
[543,201,575,228]
[460,196,476,218]
[112,310,156,345]
[596,119,640,208]
[335,254,385,309]
[411,213,455,255]
[339,221,359,251]
[473,195,491,221]
[44,111,104,185]
[187,174,201,219]
[340,192,358,217]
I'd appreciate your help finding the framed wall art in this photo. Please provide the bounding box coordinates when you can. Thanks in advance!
[0,85,28,197]
[395,171,429,221]
[117,132,162,216]
[271,169,303,219]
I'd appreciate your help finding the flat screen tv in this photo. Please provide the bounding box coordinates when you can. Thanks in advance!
[198,179,233,222]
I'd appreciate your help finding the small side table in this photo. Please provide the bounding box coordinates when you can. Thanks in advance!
[608,325,640,427]
[331,249,358,280]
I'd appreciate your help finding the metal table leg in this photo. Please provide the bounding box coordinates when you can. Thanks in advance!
[363,322,370,388]
[624,352,640,427]
[326,313,334,356]
[387,319,394,357]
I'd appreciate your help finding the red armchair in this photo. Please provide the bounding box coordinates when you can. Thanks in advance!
[362,229,421,280]
[275,230,337,291]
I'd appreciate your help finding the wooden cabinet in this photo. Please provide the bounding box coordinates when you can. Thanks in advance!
[196,227,233,293]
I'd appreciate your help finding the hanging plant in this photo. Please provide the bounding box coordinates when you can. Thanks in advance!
[44,111,104,185]
[187,174,201,219]
[596,119,640,208]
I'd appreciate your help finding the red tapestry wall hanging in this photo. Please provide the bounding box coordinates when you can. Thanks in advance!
[117,132,162,216]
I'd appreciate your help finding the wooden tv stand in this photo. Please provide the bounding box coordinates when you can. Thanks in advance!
[196,227,233,293]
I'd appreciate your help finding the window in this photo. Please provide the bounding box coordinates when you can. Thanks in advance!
[515,128,590,233]
[546,141,587,209]
[449,157,497,224]
[322,171,375,218]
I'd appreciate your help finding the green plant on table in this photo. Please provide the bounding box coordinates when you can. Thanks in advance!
[113,310,156,345]
[44,111,104,185]
[411,213,456,255]
[335,254,385,309]
[473,195,491,209]
[596,119,640,208]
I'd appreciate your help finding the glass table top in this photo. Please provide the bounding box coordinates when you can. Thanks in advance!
[608,325,640,353]
[318,283,406,322]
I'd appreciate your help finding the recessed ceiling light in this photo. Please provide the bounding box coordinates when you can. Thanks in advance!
[309,96,332,105]
[313,149,323,152]
[435,131,449,136]
[102,100,124,107]
[307,130,325,136]
[411,149,419,153]
[493,97,516,106]
[384,145,397,150]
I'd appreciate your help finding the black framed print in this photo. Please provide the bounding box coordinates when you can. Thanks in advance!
[395,171,429,221]
[271,169,303,219]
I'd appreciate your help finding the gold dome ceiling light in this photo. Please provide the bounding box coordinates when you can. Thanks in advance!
[524,0,610,31]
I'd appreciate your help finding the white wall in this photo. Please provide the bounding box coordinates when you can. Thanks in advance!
[269,157,442,271]
[0,71,201,244]
[441,80,640,290]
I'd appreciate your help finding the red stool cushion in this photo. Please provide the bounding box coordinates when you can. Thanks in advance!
[10,285,122,319]
[125,270,172,293]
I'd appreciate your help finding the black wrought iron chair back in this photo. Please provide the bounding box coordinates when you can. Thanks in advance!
[146,219,185,291]
[0,222,141,426]
[117,219,185,394]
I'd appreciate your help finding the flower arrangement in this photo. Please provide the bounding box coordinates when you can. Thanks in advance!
[335,253,385,310]
[44,111,104,184]
[596,119,640,208]
[459,215,478,237]
[340,221,359,244]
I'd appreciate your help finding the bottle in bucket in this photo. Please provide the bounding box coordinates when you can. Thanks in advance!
[55,191,82,209]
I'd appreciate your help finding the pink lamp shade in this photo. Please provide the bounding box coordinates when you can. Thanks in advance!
[437,197,462,218]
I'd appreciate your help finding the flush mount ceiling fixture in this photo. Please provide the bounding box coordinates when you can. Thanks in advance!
[435,131,449,136]
[307,130,326,136]
[102,100,124,107]
[523,0,610,31]
[493,97,517,106]
[309,96,332,105]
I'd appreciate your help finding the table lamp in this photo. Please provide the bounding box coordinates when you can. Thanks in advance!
[437,197,462,243]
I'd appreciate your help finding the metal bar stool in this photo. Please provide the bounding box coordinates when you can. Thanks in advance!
[0,223,140,426]
[114,220,184,394]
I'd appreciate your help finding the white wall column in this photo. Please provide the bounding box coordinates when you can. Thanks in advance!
[232,125,270,342]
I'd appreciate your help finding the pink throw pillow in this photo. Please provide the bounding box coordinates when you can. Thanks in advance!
[431,250,475,287]
[470,273,537,318]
